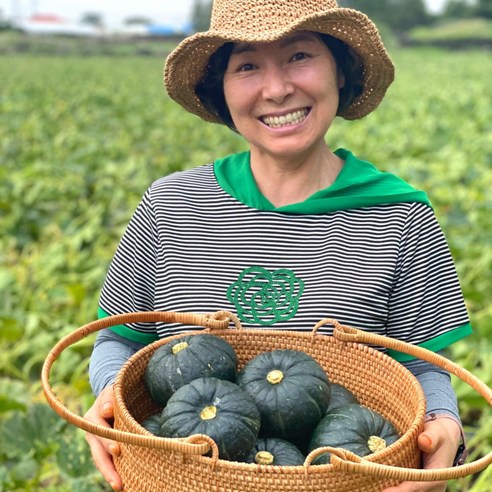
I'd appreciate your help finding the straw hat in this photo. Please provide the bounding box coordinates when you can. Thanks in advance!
[164,0,395,123]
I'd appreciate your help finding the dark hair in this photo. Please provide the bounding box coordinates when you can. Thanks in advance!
[317,33,364,115]
[194,33,364,130]
[195,42,236,130]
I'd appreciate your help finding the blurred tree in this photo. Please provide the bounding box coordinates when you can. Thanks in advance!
[80,12,104,28]
[124,16,152,26]
[476,0,492,17]
[442,0,475,18]
[339,0,389,21]
[191,0,213,32]
[387,0,430,31]
[0,15,13,30]
[339,0,430,32]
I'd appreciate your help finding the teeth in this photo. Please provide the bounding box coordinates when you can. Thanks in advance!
[262,109,308,128]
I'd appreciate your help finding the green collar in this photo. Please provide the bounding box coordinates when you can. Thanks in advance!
[214,148,431,214]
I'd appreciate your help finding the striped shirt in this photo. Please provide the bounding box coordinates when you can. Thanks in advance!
[98,149,471,361]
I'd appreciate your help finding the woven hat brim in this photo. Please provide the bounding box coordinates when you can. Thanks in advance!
[164,8,395,123]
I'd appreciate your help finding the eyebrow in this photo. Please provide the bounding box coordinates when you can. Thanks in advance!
[231,32,318,55]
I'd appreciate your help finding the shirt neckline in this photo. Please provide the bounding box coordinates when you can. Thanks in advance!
[213,148,431,214]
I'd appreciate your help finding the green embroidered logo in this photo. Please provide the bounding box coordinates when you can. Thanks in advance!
[227,266,304,326]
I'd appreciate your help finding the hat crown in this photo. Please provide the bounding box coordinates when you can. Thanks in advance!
[210,0,340,35]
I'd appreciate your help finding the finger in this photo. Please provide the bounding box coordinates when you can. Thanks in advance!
[85,388,120,455]
[85,422,121,457]
[418,431,435,453]
[84,409,120,456]
[99,388,116,419]
[417,423,448,455]
[418,418,461,456]
[101,400,114,419]
[88,434,123,491]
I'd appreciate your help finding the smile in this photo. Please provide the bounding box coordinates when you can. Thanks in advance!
[261,109,309,128]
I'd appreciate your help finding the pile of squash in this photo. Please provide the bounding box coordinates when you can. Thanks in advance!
[141,333,399,465]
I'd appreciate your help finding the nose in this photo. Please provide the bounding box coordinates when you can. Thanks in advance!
[261,63,294,103]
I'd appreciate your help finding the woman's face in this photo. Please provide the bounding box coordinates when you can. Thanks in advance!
[223,31,343,161]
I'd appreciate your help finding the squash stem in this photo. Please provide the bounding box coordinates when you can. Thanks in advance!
[172,341,189,354]
[266,370,284,384]
[255,451,274,465]
[368,435,387,453]
[200,405,217,420]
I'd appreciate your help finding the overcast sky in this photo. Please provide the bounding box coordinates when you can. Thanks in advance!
[0,0,449,25]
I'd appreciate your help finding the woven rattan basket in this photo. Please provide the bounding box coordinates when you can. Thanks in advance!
[42,311,492,492]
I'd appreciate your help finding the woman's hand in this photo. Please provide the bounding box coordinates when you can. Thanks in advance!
[382,417,462,492]
[84,385,122,491]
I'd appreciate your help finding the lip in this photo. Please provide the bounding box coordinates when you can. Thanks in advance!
[260,107,309,118]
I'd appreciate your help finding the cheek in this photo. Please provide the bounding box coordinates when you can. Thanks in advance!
[223,79,242,117]
[318,69,342,103]
[223,77,257,121]
[222,78,232,107]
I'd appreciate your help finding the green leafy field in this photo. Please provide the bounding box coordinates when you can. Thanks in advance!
[1,49,491,491]
[409,18,492,42]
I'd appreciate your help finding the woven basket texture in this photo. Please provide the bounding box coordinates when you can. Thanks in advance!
[113,327,425,491]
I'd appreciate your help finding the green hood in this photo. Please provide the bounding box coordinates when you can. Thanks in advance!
[214,148,431,214]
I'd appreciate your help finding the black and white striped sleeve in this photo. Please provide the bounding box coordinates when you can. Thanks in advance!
[386,202,470,357]
[98,187,160,341]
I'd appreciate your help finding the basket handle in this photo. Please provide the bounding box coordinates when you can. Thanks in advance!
[41,311,236,458]
[312,319,492,481]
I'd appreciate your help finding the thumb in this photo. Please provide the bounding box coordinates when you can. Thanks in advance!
[417,427,443,454]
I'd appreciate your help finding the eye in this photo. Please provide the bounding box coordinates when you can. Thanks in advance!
[291,51,310,62]
[238,63,256,72]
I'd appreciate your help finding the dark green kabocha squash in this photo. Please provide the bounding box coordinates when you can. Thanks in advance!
[236,349,331,440]
[245,438,305,466]
[308,403,399,464]
[144,333,238,406]
[326,383,359,413]
[288,384,358,456]
[159,377,261,461]
[141,413,162,436]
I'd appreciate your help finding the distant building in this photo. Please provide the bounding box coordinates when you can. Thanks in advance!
[12,12,191,38]
[146,24,189,36]
[15,13,100,36]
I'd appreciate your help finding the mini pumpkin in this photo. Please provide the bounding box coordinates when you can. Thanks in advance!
[144,333,238,406]
[159,377,261,461]
[308,403,399,464]
[245,437,305,466]
[236,349,331,439]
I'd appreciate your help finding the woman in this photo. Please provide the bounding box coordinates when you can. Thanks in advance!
[85,1,471,490]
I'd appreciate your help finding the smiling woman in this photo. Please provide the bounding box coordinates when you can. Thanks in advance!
[82,1,473,491]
